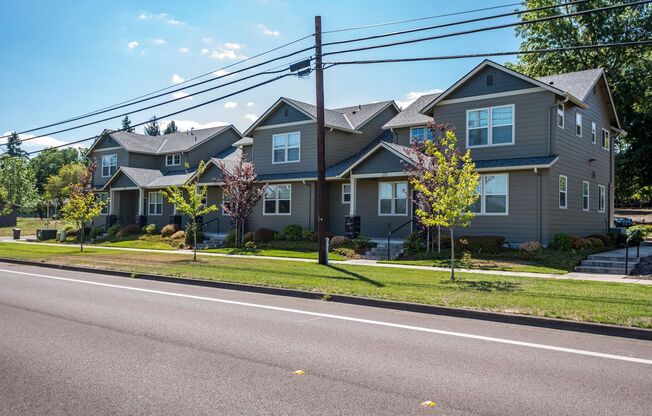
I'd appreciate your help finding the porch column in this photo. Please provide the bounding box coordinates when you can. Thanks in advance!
[349,177,357,216]
[138,188,145,215]
[109,189,116,215]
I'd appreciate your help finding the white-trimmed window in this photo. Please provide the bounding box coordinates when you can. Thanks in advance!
[222,194,232,216]
[272,132,300,164]
[471,174,509,215]
[466,105,514,148]
[582,181,590,212]
[601,128,610,150]
[557,104,565,128]
[559,175,568,209]
[378,182,408,216]
[598,184,606,213]
[101,154,117,177]
[97,192,109,215]
[166,153,181,166]
[342,183,351,204]
[263,184,291,215]
[148,191,163,215]
[575,112,582,137]
[591,122,597,144]
[409,127,434,144]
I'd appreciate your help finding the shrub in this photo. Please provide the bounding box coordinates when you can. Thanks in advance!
[243,231,255,242]
[457,235,505,253]
[329,235,351,249]
[587,234,610,247]
[627,225,649,244]
[302,229,316,241]
[224,229,236,246]
[586,237,604,249]
[332,247,358,259]
[273,232,284,241]
[107,224,121,238]
[437,235,452,249]
[519,241,542,252]
[184,224,203,247]
[142,223,158,235]
[569,235,586,250]
[65,228,79,238]
[170,230,185,240]
[254,228,276,243]
[161,223,180,237]
[403,231,426,255]
[550,233,572,251]
[608,230,627,246]
[243,241,258,251]
[282,224,304,241]
[351,235,375,253]
[89,227,105,239]
[116,224,141,238]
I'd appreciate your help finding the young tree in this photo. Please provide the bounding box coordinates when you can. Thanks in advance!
[6,132,26,158]
[0,185,10,216]
[216,152,266,246]
[29,147,84,193]
[44,163,86,206]
[0,155,40,212]
[163,120,179,134]
[162,160,218,260]
[144,116,161,136]
[121,115,135,133]
[408,122,479,281]
[60,161,106,252]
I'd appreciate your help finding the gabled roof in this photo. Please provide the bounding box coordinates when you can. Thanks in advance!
[382,93,440,129]
[102,166,193,190]
[420,60,588,114]
[232,137,253,147]
[243,97,397,136]
[87,125,239,156]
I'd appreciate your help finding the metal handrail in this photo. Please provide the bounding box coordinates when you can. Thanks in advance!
[624,229,641,274]
[200,217,220,235]
[386,218,414,260]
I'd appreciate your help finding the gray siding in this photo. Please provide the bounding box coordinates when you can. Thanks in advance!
[356,178,412,239]
[246,182,314,232]
[259,102,311,126]
[116,189,138,225]
[352,148,406,175]
[90,147,129,188]
[328,181,350,236]
[111,172,137,188]
[128,153,158,170]
[144,190,175,229]
[252,123,317,174]
[184,128,241,169]
[447,66,536,100]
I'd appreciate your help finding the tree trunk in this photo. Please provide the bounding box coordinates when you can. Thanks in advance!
[193,219,197,261]
[437,226,441,254]
[80,221,85,253]
[450,228,455,281]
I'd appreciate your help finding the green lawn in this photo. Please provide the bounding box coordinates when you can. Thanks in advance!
[1,242,650,328]
[203,247,345,260]
[99,239,176,250]
[382,258,568,274]
[0,217,73,237]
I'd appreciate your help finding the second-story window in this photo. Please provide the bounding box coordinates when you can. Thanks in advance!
[409,127,434,144]
[598,184,606,213]
[466,105,514,148]
[101,154,117,177]
[575,112,582,137]
[272,132,300,164]
[557,104,565,128]
[601,129,610,150]
[166,154,181,166]
[591,122,597,144]
[582,181,590,212]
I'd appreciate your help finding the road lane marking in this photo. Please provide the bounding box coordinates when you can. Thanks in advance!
[2,267,651,365]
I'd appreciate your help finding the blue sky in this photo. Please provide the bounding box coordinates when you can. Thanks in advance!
[0,0,523,152]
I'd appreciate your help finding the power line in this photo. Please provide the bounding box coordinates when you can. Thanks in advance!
[323,0,591,47]
[323,1,525,33]
[0,34,314,141]
[323,0,651,57]
[323,40,652,67]
[15,72,302,156]
[1,42,315,140]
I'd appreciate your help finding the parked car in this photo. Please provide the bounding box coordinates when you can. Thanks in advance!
[614,217,634,227]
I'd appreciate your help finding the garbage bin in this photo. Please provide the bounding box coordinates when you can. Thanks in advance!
[12,228,20,240]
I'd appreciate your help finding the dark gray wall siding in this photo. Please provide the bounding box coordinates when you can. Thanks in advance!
[246,182,314,232]
[91,148,129,188]
[328,181,350,236]
[184,128,241,168]
[128,153,158,170]
[447,66,537,100]
[352,148,406,175]
[94,135,121,149]
[117,190,138,225]
[355,178,412,239]
[259,102,311,126]
[111,172,138,188]
[143,190,174,229]
[253,123,317,174]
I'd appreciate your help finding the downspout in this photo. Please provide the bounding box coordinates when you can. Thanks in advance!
[535,167,541,243]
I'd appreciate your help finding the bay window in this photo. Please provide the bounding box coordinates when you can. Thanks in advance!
[467,105,514,147]
[378,182,408,216]
[272,132,300,164]
[264,184,291,215]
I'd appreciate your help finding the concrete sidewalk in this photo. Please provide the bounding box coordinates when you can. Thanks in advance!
[2,238,650,285]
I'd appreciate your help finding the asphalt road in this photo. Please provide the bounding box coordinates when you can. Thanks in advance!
[0,262,650,415]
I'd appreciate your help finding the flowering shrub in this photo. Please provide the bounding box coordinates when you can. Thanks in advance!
[519,241,542,252]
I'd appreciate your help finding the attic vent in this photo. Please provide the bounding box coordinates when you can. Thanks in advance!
[549,81,554,85]
[486,75,494,86]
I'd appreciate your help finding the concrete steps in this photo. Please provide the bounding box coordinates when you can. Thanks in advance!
[195,238,224,250]
[575,253,641,275]
[363,242,403,260]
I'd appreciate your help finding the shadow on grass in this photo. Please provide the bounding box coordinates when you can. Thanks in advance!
[327,265,385,288]
[445,279,522,293]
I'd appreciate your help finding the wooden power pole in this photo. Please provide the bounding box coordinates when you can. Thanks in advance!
[315,15,327,265]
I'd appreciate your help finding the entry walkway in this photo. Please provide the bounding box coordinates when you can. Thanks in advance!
[1,238,651,285]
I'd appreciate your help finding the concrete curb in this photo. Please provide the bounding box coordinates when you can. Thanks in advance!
[2,257,651,341]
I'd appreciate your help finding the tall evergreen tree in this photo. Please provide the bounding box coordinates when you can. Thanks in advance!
[144,116,161,136]
[163,120,179,134]
[6,132,26,158]
[121,115,135,133]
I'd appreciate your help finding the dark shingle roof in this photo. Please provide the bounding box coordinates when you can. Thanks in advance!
[119,167,163,187]
[474,155,558,170]
[107,125,232,155]
[382,93,440,129]
[538,69,603,101]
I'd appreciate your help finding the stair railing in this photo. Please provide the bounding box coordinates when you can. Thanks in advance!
[200,217,220,236]
[624,229,641,274]
[386,219,414,261]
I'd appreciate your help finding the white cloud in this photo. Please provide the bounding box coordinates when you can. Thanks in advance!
[166,18,182,25]
[152,38,166,45]
[224,42,242,50]
[202,37,213,43]
[138,14,149,20]
[210,49,247,60]
[1,132,81,152]
[395,89,443,109]
[159,120,229,132]
[128,41,139,50]
[246,101,255,107]
[201,48,209,55]
[244,114,258,122]
[224,102,238,109]
[213,69,231,77]
[171,74,185,84]
[257,24,280,37]
[138,12,184,25]
[171,91,192,100]
[179,47,190,54]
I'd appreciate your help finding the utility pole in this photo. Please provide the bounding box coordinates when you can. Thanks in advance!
[315,15,327,265]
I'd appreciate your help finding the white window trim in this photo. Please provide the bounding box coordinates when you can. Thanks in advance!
[263,184,292,215]
[466,104,515,149]
[472,173,510,216]
[271,132,300,164]
[559,174,568,209]
[598,184,606,213]
[222,193,231,216]
[591,121,597,144]
[148,191,163,216]
[582,181,590,212]
[166,153,181,166]
[98,192,109,215]
[575,112,582,137]
[409,126,433,145]
[557,104,565,128]
[378,181,408,216]
[601,128,610,150]
[341,183,351,204]
[101,154,117,178]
